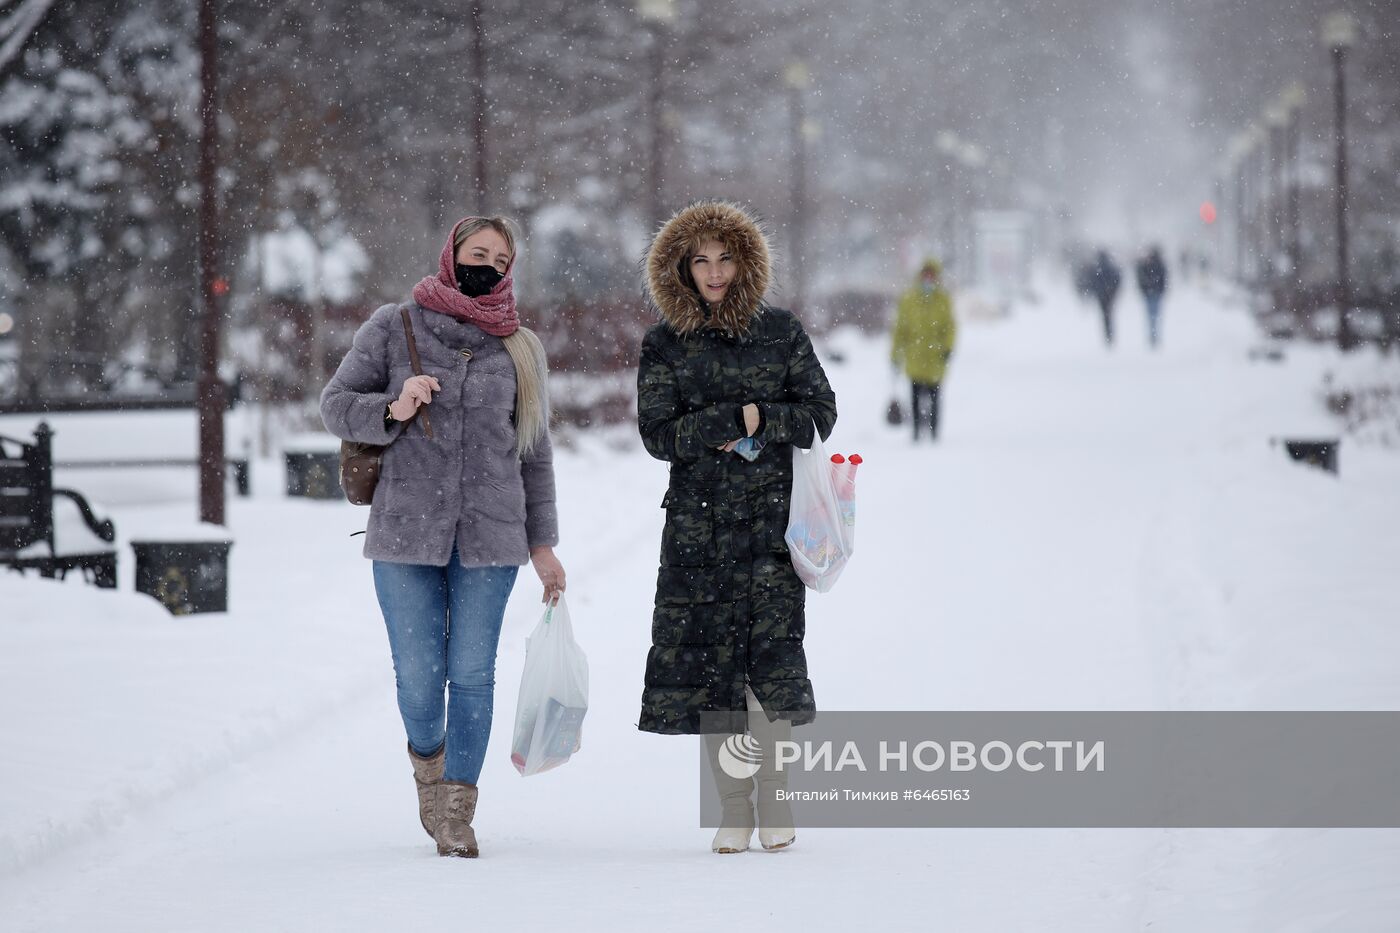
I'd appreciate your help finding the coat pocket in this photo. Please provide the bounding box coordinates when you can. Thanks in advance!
[655,566,719,606]
[753,484,792,555]
[659,489,716,567]
[651,597,730,646]
[378,477,445,519]
[765,510,793,556]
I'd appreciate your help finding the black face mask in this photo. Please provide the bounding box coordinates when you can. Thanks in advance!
[455,263,505,297]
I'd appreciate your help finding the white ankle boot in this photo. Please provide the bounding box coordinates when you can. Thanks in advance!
[704,732,755,853]
[755,786,796,850]
[748,685,796,851]
[712,812,755,854]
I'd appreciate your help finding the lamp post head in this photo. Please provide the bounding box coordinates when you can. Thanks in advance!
[1282,81,1308,114]
[784,60,810,90]
[1225,131,1252,168]
[636,0,676,25]
[1321,11,1357,50]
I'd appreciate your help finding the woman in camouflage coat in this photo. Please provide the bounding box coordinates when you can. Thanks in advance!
[636,201,837,853]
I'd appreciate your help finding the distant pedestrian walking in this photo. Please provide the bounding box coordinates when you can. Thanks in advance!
[1135,246,1169,349]
[891,259,957,441]
[1088,250,1121,347]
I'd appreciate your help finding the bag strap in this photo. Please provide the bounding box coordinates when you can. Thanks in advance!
[398,306,434,439]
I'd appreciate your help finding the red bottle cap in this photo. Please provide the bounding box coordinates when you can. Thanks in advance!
[830,454,845,463]
[849,454,863,465]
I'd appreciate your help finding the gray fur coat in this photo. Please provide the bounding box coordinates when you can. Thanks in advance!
[319,301,558,567]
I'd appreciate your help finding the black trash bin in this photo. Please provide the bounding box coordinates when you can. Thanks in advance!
[1282,439,1339,475]
[131,539,233,615]
[285,449,342,499]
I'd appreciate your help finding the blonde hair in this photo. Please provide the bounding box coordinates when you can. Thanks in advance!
[452,215,548,457]
[503,327,550,458]
[452,215,518,257]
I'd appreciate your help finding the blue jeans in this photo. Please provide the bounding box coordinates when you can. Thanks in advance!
[1144,294,1163,347]
[372,549,519,784]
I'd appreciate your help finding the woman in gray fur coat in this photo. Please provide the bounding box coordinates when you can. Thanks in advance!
[320,216,565,859]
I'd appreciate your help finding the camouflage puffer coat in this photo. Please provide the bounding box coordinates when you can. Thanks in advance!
[636,201,837,735]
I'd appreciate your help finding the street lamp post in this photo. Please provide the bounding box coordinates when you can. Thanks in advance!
[935,131,961,272]
[784,60,810,317]
[1237,134,1253,284]
[1226,131,1253,284]
[470,0,488,212]
[1234,155,1247,283]
[1264,102,1289,283]
[1322,10,1357,348]
[933,131,984,281]
[197,0,225,526]
[1281,83,1308,284]
[1225,134,1244,283]
[1252,120,1272,283]
[958,141,986,285]
[1212,172,1226,276]
[1249,124,1268,286]
[637,0,675,229]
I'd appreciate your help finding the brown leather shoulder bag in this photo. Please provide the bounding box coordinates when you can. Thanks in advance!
[339,306,434,506]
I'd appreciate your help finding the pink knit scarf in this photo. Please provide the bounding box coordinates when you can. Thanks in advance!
[411,217,520,337]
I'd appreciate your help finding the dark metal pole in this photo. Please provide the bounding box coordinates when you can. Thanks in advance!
[789,85,807,317]
[1213,174,1225,277]
[1260,127,1275,283]
[1332,45,1352,348]
[1286,111,1302,285]
[1254,141,1265,285]
[1267,123,1284,283]
[646,27,665,229]
[471,0,488,213]
[1260,128,1274,280]
[1234,159,1247,284]
[197,0,225,526]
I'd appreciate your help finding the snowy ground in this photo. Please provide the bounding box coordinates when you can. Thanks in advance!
[3,276,1399,931]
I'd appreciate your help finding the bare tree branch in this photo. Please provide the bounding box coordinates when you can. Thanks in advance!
[0,0,56,76]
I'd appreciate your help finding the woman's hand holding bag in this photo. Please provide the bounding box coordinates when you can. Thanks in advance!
[784,428,861,593]
[338,306,434,506]
[510,594,589,776]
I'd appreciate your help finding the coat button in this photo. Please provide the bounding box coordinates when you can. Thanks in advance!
[459,348,473,360]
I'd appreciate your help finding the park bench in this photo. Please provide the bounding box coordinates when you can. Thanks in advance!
[0,380,251,496]
[0,422,117,587]
[52,456,251,497]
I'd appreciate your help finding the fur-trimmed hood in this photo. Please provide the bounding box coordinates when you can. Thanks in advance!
[645,201,771,337]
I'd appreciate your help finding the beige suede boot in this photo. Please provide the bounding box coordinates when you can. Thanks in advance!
[433,781,480,858]
[747,685,796,851]
[704,732,756,854]
[408,742,445,839]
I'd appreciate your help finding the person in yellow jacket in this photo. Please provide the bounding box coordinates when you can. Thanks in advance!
[890,259,957,441]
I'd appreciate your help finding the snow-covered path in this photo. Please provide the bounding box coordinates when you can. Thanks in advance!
[3,278,1399,930]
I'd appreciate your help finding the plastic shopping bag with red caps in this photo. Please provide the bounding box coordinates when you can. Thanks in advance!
[510,594,589,776]
[784,429,861,593]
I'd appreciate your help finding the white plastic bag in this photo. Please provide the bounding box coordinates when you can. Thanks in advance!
[510,594,589,776]
[784,432,860,593]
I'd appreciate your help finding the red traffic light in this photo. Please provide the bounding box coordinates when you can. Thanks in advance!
[1199,201,1217,225]
[212,277,230,296]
